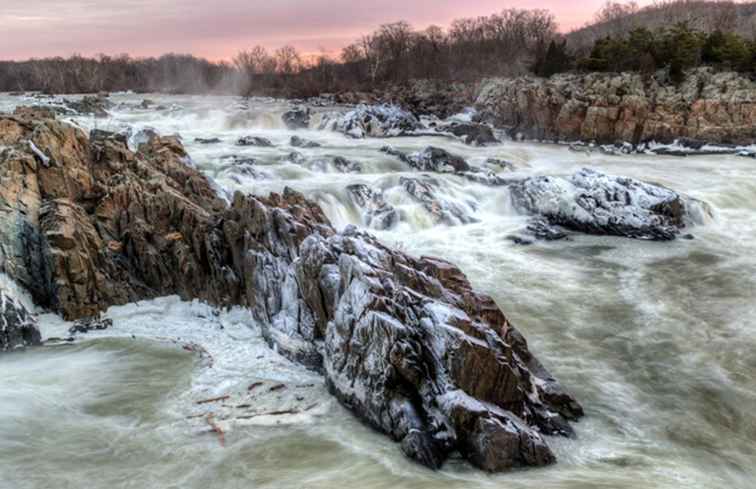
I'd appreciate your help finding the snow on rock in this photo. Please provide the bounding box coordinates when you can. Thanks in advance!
[327,104,420,139]
[509,168,709,240]
[1,284,41,352]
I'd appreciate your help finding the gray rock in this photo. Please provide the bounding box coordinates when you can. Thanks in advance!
[509,168,706,240]
[237,136,274,147]
[1,288,41,352]
[346,184,399,230]
[282,107,311,130]
[290,135,321,148]
[328,104,420,138]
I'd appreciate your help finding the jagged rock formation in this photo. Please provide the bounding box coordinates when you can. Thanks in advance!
[325,104,420,138]
[0,108,583,471]
[509,168,706,240]
[476,68,756,145]
[0,288,41,352]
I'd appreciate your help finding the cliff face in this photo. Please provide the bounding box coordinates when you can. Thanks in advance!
[475,68,756,145]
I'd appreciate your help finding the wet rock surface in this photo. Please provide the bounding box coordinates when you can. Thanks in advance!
[476,68,756,145]
[508,168,703,240]
[237,136,274,147]
[64,95,112,118]
[290,135,321,148]
[346,184,398,230]
[68,315,113,334]
[438,122,499,146]
[327,104,420,139]
[401,176,478,225]
[0,108,583,472]
[282,107,311,130]
[1,288,41,352]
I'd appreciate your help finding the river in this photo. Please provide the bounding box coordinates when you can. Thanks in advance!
[1,93,755,488]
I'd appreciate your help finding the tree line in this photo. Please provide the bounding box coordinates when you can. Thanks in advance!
[535,23,756,81]
[1,2,753,97]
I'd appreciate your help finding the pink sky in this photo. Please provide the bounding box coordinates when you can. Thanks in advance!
[0,1,652,61]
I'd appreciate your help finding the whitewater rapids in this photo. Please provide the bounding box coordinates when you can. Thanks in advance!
[0,93,755,488]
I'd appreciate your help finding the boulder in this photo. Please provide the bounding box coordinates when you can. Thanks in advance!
[282,107,311,130]
[508,168,706,240]
[237,136,274,147]
[64,95,112,118]
[327,104,420,138]
[439,122,499,146]
[195,137,222,145]
[290,135,321,148]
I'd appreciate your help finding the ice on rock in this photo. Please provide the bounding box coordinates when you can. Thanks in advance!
[326,104,421,139]
[509,168,709,240]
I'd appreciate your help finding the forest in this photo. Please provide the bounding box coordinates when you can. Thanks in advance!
[1,1,753,96]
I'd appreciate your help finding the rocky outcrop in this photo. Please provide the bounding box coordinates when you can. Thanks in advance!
[237,135,274,147]
[0,108,582,472]
[509,168,707,240]
[282,107,311,130]
[476,68,756,145]
[333,80,479,119]
[1,288,41,352]
[347,184,399,230]
[64,95,112,118]
[438,122,499,146]
[325,104,420,138]
[381,146,509,186]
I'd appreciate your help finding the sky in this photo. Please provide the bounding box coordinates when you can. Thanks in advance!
[0,1,650,61]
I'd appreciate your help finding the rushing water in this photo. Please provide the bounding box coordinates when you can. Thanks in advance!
[1,93,755,489]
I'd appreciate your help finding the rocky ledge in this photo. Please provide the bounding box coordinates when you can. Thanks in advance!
[475,68,756,145]
[0,107,582,471]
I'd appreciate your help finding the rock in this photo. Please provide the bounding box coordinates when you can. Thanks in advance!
[196,137,222,145]
[331,156,361,173]
[508,218,569,245]
[401,176,478,225]
[334,80,477,119]
[282,107,311,130]
[237,136,274,147]
[409,146,470,173]
[290,135,321,148]
[0,107,583,472]
[68,315,113,334]
[140,99,156,109]
[346,184,399,230]
[439,122,499,146]
[1,288,41,352]
[476,68,756,145]
[64,95,112,118]
[508,168,706,240]
[382,146,508,186]
[222,158,271,182]
[327,104,420,138]
[285,151,307,165]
